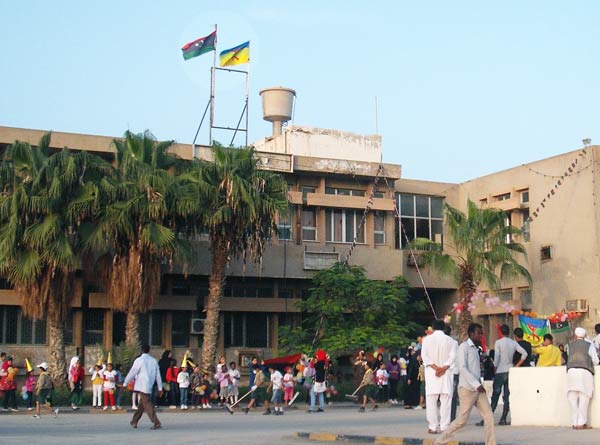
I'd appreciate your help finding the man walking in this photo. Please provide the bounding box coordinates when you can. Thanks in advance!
[124,344,163,430]
[436,323,496,445]
[421,319,457,434]
[444,325,460,422]
[566,327,599,429]
[486,324,526,426]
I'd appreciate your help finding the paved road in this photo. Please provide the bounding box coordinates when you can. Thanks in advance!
[0,405,596,445]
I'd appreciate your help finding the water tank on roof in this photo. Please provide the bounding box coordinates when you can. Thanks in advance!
[259,86,296,137]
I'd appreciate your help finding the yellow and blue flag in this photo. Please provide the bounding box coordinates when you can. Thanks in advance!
[219,41,250,67]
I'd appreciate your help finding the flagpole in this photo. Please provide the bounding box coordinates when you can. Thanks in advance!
[245,56,250,147]
[209,24,217,145]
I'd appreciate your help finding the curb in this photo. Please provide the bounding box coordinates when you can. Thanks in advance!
[296,431,486,445]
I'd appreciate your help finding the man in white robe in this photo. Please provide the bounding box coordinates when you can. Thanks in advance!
[566,327,599,429]
[421,319,457,434]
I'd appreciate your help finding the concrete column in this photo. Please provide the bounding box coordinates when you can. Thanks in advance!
[72,309,83,351]
[104,310,113,350]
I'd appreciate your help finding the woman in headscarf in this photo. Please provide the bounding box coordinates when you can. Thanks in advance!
[68,356,79,391]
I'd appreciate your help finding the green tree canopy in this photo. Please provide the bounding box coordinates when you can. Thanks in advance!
[279,263,426,356]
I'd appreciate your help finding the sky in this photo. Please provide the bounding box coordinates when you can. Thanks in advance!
[2,1,599,183]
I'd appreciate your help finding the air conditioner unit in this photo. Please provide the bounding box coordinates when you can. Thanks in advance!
[190,318,205,335]
[566,299,588,312]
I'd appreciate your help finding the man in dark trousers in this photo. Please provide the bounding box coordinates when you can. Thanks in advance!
[124,344,163,430]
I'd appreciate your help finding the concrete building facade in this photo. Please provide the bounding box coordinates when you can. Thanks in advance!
[0,124,597,369]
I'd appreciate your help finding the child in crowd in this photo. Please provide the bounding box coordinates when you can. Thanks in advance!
[102,362,118,410]
[358,361,378,412]
[69,359,84,410]
[215,364,230,406]
[89,363,104,408]
[33,362,58,419]
[416,353,425,410]
[375,361,390,404]
[200,373,212,409]
[177,364,190,410]
[127,378,139,410]
[24,368,37,411]
[228,361,240,405]
[114,364,125,410]
[190,366,202,409]
[283,366,295,405]
[268,365,284,415]
[166,359,180,408]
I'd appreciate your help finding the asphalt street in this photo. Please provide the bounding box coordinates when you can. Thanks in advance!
[0,405,595,445]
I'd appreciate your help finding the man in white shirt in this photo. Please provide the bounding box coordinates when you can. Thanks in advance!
[488,324,526,426]
[124,344,163,430]
[436,323,496,445]
[421,319,457,434]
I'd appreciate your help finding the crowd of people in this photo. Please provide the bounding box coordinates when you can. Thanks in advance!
[2,321,600,437]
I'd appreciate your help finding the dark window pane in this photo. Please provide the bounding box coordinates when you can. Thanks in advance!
[257,288,272,298]
[112,312,126,345]
[333,210,343,242]
[5,307,17,344]
[400,218,415,248]
[352,190,365,197]
[345,211,354,242]
[279,289,293,299]
[325,187,335,195]
[35,319,47,345]
[431,220,443,243]
[224,313,233,347]
[246,313,268,348]
[337,189,351,196]
[139,313,149,346]
[325,209,332,242]
[151,312,163,346]
[63,315,73,345]
[84,309,104,345]
[400,194,414,216]
[431,197,444,219]
[21,316,33,344]
[416,218,430,239]
[171,311,189,347]
[416,196,429,218]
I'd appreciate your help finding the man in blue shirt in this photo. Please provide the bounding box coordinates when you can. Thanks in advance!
[124,344,163,430]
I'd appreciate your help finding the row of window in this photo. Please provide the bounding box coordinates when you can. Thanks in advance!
[280,193,444,247]
[0,307,271,349]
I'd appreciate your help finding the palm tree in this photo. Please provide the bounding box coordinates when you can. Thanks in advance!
[81,130,197,347]
[194,144,287,368]
[413,199,531,339]
[0,133,109,384]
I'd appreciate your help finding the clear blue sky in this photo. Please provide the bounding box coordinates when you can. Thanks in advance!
[2,1,598,182]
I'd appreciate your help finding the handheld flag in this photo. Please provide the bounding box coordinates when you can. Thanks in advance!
[182,31,217,61]
[25,358,33,372]
[519,315,549,347]
[219,41,250,67]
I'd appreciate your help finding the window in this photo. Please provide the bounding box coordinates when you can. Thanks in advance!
[325,208,365,243]
[541,245,552,261]
[325,187,365,197]
[497,289,513,301]
[0,307,47,345]
[172,278,191,296]
[495,193,511,201]
[63,315,73,345]
[521,209,530,242]
[302,208,317,241]
[139,311,163,346]
[480,198,488,206]
[301,186,316,204]
[112,312,126,345]
[279,288,294,299]
[224,312,269,348]
[171,311,190,346]
[520,288,532,308]
[84,309,104,345]
[521,190,529,204]
[277,209,292,241]
[396,194,444,248]
[504,212,512,244]
[374,211,385,244]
